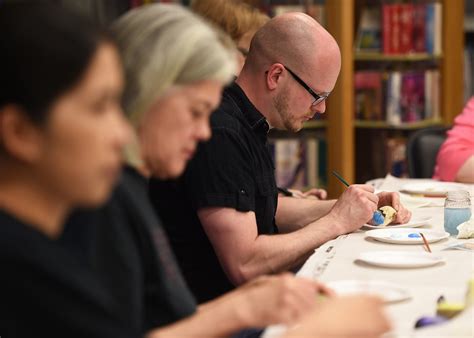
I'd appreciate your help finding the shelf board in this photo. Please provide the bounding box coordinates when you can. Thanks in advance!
[355,52,443,62]
[354,119,444,130]
[303,120,327,129]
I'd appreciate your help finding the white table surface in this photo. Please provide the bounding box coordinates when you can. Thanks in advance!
[263,176,474,338]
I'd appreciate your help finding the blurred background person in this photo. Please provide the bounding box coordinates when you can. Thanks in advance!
[0,3,132,337]
[434,96,474,183]
[191,0,269,75]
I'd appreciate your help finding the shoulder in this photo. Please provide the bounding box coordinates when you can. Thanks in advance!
[112,167,165,233]
[210,90,245,134]
[0,211,47,258]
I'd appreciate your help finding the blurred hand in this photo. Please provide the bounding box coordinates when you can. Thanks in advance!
[289,188,328,200]
[377,191,412,224]
[329,184,379,234]
[234,273,333,327]
[287,295,391,338]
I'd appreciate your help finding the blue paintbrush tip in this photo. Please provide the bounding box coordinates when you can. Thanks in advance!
[372,210,385,225]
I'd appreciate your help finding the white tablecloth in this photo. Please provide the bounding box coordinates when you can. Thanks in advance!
[263,176,474,338]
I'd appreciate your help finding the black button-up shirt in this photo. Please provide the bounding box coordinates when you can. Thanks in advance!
[149,82,278,302]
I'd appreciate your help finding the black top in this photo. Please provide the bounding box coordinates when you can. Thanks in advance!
[63,167,197,330]
[0,167,197,338]
[149,82,278,303]
[0,210,135,338]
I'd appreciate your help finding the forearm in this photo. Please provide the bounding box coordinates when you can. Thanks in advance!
[275,197,336,232]
[235,213,341,283]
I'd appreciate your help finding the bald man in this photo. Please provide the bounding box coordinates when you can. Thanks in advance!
[149,12,411,302]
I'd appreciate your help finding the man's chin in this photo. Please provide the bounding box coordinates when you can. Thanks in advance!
[288,122,304,133]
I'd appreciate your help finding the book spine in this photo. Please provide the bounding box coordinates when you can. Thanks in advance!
[413,4,426,53]
[382,4,392,54]
[400,4,414,53]
[426,4,435,54]
[433,3,442,56]
[391,4,402,54]
[386,71,402,125]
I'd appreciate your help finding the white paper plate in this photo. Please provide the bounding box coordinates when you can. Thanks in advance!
[365,228,450,244]
[400,182,470,197]
[363,215,432,229]
[357,251,445,268]
[326,279,411,303]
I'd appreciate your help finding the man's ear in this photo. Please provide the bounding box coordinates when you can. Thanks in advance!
[265,63,285,91]
[0,105,45,163]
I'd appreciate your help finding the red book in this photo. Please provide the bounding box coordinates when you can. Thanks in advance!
[399,4,414,53]
[412,4,426,52]
[382,4,392,54]
[391,4,402,54]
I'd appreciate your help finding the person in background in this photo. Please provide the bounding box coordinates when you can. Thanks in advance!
[0,3,132,337]
[191,0,268,75]
[149,10,411,303]
[433,96,474,183]
[192,0,327,200]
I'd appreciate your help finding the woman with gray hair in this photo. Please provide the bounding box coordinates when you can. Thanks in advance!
[63,2,333,336]
[63,3,390,338]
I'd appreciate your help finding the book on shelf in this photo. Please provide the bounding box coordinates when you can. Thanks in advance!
[400,71,424,122]
[269,136,326,190]
[354,69,440,125]
[380,2,441,55]
[425,2,442,55]
[355,7,381,52]
[386,71,402,125]
[355,71,383,120]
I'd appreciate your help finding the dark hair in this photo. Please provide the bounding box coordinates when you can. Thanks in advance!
[0,2,112,123]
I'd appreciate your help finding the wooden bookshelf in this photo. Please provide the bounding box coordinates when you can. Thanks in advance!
[303,120,327,129]
[325,0,355,198]
[354,119,444,130]
[355,52,442,62]
[323,0,464,197]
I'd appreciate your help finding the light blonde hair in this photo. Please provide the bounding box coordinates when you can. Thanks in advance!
[111,3,236,167]
[111,3,236,126]
[191,0,269,43]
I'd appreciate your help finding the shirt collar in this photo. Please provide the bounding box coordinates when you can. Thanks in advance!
[226,82,270,135]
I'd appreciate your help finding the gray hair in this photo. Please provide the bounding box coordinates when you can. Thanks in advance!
[111,3,236,126]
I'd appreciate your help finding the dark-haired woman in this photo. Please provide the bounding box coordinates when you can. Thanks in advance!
[0,3,132,337]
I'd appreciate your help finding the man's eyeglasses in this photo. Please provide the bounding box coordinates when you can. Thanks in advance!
[284,65,330,107]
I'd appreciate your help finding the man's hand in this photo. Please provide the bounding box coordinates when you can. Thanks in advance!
[328,184,379,234]
[288,188,328,200]
[377,191,412,224]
